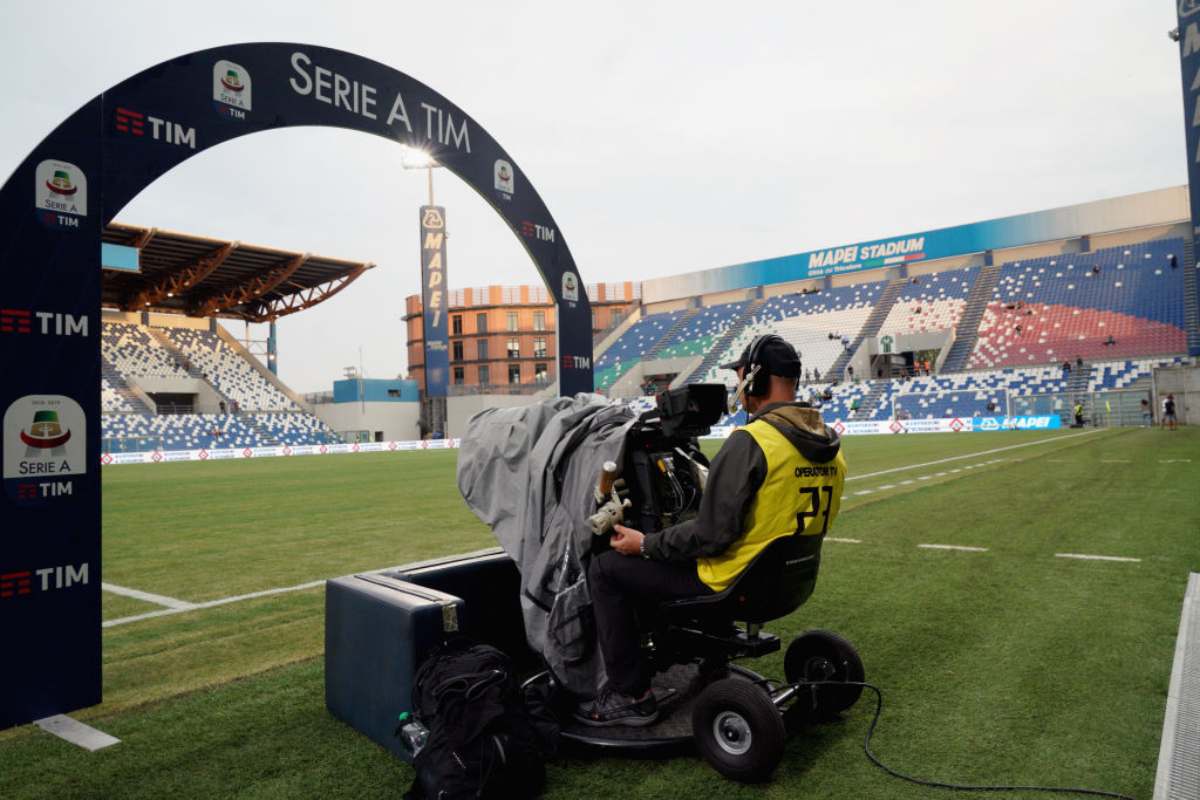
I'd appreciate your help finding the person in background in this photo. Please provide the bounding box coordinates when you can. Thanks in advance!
[1073,401,1085,427]
[1163,394,1178,431]
[1140,397,1152,427]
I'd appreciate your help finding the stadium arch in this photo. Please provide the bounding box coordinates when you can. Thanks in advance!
[0,42,593,730]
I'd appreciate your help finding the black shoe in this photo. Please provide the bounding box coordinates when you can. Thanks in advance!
[573,687,659,727]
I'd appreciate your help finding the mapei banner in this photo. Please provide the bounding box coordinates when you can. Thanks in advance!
[642,185,1188,303]
[1177,1,1200,257]
[420,205,450,397]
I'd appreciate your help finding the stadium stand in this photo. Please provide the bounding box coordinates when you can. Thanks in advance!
[651,301,749,360]
[100,375,136,413]
[1086,357,1183,391]
[247,412,341,445]
[101,319,340,451]
[699,282,888,386]
[102,322,189,380]
[967,240,1187,368]
[594,310,686,391]
[102,413,262,451]
[163,328,299,410]
[876,267,977,337]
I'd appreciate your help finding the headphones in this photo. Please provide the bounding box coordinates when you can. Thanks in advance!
[731,334,791,413]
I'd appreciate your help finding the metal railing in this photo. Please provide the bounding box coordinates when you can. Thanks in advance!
[447,382,552,397]
[1012,389,1153,427]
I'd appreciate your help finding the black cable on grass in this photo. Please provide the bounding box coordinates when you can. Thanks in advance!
[798,680,1136,800]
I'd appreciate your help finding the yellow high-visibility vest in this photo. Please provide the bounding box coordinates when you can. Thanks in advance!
[696,418,846,592]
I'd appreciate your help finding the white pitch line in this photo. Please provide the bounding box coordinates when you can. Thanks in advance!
[919,544,989,553]
[1100,459,1131,464]
[103,577,327,628]
[877,484,896,490]
[1055,553,1141,563]
[827,537,861,544]
[102,582,195,611]
[846,428,1102,483]
[854,489,874,496]
[99,431,1110,630]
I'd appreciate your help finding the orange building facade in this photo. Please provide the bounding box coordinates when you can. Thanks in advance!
[405,282,638,392]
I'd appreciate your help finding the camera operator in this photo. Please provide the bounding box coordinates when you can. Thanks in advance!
[577,335,846,727]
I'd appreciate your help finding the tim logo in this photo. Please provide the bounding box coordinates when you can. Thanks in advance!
[115,107,196,149]
[0,309,88,337]
[494,159,514,197]
[0,309,32,334]
[561,354,590,370]
[1182,0,1200,18]
[520,221,555,243]
[34,159,87,227]
[0,564,89,600]
[213,59,252,119]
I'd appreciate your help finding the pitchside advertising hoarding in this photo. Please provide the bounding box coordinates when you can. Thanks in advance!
[0,43,593,731]
[420,206,450,397]
[705,415,1061,439]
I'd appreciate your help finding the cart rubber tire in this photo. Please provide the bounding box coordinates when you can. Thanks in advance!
[692,677,786,783]
[783,629,864,717]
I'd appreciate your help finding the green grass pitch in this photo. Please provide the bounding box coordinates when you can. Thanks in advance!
[1,426,1197,799]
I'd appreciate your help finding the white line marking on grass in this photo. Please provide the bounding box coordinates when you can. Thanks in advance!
[1100,459,1131,463]
[102,582,195,610]
[827,537,861,544]
[919,544,989,553]
[1055,553,1141,563]
[845,429,1101,483]
[103,577,328,628]
[854,489,874,496]
[877,484,896,490]
[917,475,930,481]
[899,479,914,485]
[1160,459,1193,463]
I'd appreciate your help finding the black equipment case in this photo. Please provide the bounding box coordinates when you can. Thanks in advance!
[324,548,528,761]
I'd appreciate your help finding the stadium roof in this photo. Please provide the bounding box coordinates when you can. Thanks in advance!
[101,223,375,322]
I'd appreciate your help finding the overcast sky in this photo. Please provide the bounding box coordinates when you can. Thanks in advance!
[0,1,1187,392]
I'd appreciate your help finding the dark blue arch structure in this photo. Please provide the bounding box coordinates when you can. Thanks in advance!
[0,43,593,729]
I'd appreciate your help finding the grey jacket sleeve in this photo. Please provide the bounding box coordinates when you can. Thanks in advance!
[640,431,768,562]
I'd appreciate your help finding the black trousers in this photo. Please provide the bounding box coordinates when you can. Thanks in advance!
[587,550,712,696]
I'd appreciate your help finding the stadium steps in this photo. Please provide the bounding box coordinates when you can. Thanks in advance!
[147,328,233,404]
[645,308,701,359]
[101,357,155,414]
[940,263,1001,372]
[246,416,281,446]
[685,299,766,384]
[822,278,906,382]
[851,380,888,420]
[1184,237,1199,356]
[1066,362,1091,397]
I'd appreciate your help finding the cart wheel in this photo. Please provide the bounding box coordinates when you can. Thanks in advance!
[783,629,864,717]
[692,678,786,783]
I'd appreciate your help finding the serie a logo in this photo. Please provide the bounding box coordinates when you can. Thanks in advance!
[213,59,252,119]
[34,160,87,229]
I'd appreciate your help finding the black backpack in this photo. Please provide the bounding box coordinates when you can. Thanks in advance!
[404,638,558,800]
